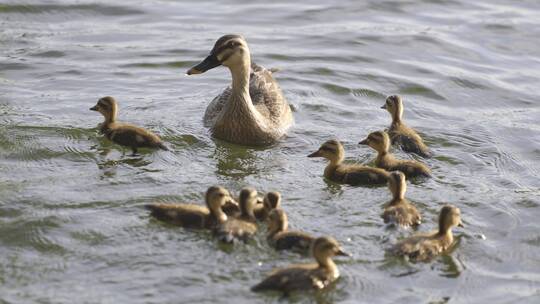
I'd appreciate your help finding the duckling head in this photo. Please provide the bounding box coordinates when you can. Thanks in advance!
[311,236,351,266]
[263,191,281,212]
[205,186,231,222]
[187,34,250,75]
[358,131,390,153]
[438,205,464,234]
[267,208,288,235]
[381,95,404,122]
[308,140,345,164]
[388,171,407,200]
[239,187,258,218]
[90,96,118,122]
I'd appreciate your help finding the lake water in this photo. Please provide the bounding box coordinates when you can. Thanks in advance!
[1,0,539,303]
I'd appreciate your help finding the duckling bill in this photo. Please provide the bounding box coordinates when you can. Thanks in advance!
[309,139,389,185]
[90,96,168,154]
[251,236,350,294]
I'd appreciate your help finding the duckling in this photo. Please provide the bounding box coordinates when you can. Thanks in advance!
[145,186,232,229]
[251,236,350,294]
[186,34,293,146]
[382,171,421,227]
[254,191,282,221]
[359,131,431,178]
[215,187,258,243]
[267,209,314,254]
[391,205,463,262]
[308,139,389,185]
[382,95,432,158]
[90,96,168,154]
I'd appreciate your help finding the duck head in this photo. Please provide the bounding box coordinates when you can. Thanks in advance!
[388,171,407,200]
[359,131,390,154]
[238,187,258,219]
[205,186,231,223]
[438,205,464,234]
[187,34,250,75]
[267,208,288,236]
[381,95,404,122]
[263,191,281,212]
[308,140,345,164]
[90,96,118,123]
[311,236,351,266]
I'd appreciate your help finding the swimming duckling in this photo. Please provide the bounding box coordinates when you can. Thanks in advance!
[359,131,431,178]
[391,205,463,262]
[186,34,293,146]
[382,171,421,227]
[308,139,389,185]
[215,187,258,243]
[90,96,168,154]
[254,191,282,221]
[145,186,232,229]
[382,95,432,158]
[267,209,314,254]
[251,236,350,294]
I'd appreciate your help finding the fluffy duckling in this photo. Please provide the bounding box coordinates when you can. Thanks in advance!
[391,205,463,262]
[308,139,389,185]
[145,186,232,229]
[382,171,421,227]
[251,236,350,294]
[267,209,314,254]
[382,95,432,158]
[90,96,168,154]
[359,131,431,178]
[254,191,282,221]
[186,34,293,146]
[215,187,258,243]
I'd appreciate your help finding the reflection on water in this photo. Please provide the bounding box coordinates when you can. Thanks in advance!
[1,0,540,303]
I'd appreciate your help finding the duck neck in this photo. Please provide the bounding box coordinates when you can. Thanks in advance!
[268,221,286,238]
[437,220,453,237]
[392,106,403,124]
[317,255,337,271]
[228,56,254,112]
[242,205,256,221]
[210,204,228,224]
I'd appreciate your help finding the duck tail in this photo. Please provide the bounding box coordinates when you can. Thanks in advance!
[268,67,280,74]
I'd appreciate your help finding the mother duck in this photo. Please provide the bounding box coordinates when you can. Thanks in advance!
[187,34,293,146]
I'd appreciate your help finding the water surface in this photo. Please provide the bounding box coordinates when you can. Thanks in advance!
[1,0,540,303]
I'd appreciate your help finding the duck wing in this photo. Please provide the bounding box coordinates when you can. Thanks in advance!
[145,203,210,228]
[106,123,164,149]
[249,62,290,125]
[336,165,389,185]
[215,218,257,243]
[251,264,320,292]
[274,231,314,253]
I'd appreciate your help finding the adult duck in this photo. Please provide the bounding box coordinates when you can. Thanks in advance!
[187,34,293,146]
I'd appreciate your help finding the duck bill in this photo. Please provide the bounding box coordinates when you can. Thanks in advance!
[186,54,221,75]
[308,150,322,158]
[336,248,351,257]
[358,138,368,145]
[89,105,98,111]
[380,104,387,109]
[458,220,465,228]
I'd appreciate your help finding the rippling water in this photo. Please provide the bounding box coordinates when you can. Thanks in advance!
[1,0,540,303]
